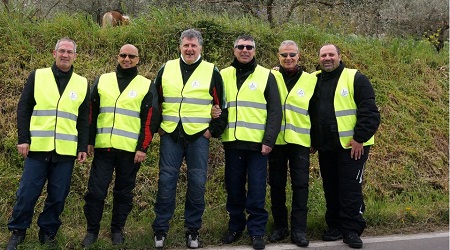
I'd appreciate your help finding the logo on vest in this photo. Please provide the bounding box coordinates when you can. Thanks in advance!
[340,88,349,97]
[297,89,305,97]
[69,91,78,100]
[129,90,137,98]
[192,80,200,88]
[248,82,257,91]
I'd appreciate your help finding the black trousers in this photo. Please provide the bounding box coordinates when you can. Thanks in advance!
[318,146,370,236]
[268,144,310,233]
[83,150,140,234]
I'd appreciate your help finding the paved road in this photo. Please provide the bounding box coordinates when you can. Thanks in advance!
[195,231,449,250]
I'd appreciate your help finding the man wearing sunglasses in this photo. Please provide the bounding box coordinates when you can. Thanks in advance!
[81,44,160,248]
[6,37,89,250]
[268,40,317,247]
[151,28,227,249]
[220,35,281,250]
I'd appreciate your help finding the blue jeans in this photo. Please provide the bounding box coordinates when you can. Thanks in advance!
[224,148,268,237]
[8,157,74,235]
[152,134,209,233]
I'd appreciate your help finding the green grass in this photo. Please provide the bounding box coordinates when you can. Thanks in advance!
[0,7,448,249]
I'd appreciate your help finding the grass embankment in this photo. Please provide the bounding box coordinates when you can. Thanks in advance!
[0,7,448,249]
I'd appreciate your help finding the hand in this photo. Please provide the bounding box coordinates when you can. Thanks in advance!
[211,104,221,119]
[203,129,212,139]
[87,145,94,157]
[272,66,280,71]
[261,144,272,155]
[346,139,364,160]
[77,152,87,163]
[310,147,317,154]
[17,143,30,158]
[158,128,166,137]
[134,150,146,163]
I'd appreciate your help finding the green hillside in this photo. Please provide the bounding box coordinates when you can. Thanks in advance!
[0,8,448,249]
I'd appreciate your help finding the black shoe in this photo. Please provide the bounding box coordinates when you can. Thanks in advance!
[185,228,201,249]
[38,230,57,249]
[343,232,363,249]
[251,236,265,250]
[322,228,343,241]
[291,232,309,247]
[269,227,289,242]
[81,232,98,248]
[6,230,26,250]
[222,230,242,244]
[111,232,125,245]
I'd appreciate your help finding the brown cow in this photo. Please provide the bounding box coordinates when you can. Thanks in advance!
[102,11,130,27]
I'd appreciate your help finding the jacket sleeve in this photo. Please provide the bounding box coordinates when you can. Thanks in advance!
[17,71,36,144]
[136,80,161,152]
[353,72,380,143]
[262,72,282,148]
[208,67,228,138]
[88,77,100,146]
[76,84,90,153]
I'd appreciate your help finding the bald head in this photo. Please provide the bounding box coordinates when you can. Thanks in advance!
[117,44,139,69]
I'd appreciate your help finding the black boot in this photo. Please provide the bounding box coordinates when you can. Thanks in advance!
[6,230,26,250]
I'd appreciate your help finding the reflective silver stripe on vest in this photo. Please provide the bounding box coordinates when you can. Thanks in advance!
[285,104,309,116]
[57,111,78,121]
[33,110,57,116]
[181,117,211,123]
[30,131,77,142]
[164,97,183,103]
[55,133,78,142]
[97,127,139,140]
[100,107,139,118]
[30,130,55,137]
[339,130,354,137]
[33,110,78,121]
[285,123,310,135]
[182,97,212,105]
[236,121,266,130]
[279,124,286,131]
[227,101,266,109]
[163,115,180,123]
[335,109,356,117]
[112,128,139,140]
[97,127,112,134]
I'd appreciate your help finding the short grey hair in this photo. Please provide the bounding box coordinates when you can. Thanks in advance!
[279,40,299,52]
[180,29,203,46]
[55,37,77,53]
[233,34,256,48]
[318,43,341,55]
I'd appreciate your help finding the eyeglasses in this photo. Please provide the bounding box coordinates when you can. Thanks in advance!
[57,49,74,55]
[280,53,298,58]
[119,54,138,59]
[235,45,254,50]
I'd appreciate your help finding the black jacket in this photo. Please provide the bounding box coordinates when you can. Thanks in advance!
[89,65,160,153]
[154,57,228,142]
[222,57,282,151]
[17,63,90,162]
[309,62,380,150]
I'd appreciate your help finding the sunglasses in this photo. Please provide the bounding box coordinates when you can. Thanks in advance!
[280,53,298,58]
[119,54,138,59]
[235,45,254,50]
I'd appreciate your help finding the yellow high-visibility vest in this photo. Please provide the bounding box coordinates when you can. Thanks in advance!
[95,72,151,152]
[30,67,87,156]
[221,65,269,143]
[272,70,317,146]
[315,68,375,148]
[160,59,214,135]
